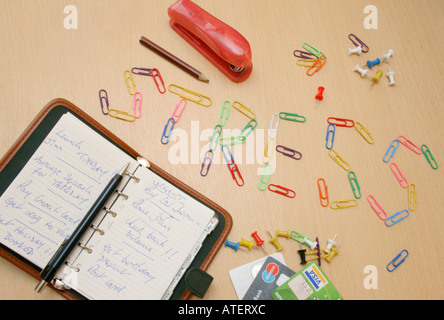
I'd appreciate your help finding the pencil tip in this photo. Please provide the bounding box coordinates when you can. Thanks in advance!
[199,73,210,83]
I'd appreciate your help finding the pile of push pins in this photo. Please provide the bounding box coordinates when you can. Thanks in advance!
[348,34,396,87]
[225,230,342,266]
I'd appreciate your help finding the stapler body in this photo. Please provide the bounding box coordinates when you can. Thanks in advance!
[168,0,253,82]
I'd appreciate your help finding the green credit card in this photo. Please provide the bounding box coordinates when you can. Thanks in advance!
[271,262,343,300]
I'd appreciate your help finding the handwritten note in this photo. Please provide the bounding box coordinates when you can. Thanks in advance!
[0,113,136,268]
[66,166,215,300]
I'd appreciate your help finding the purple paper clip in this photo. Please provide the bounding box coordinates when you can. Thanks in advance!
[99,89,109,115]
[201,150,214,177]
[293,49,317,59]
[348,34,369,53]
[131,67,152,76]
[276,145,302,160]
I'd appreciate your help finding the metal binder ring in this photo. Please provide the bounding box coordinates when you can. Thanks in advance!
[117,190,128,199]
[105,208,117,217]
[91,225,105,235]
[79,243,92,253]
[66,261,80,272]
[125,172,140,183]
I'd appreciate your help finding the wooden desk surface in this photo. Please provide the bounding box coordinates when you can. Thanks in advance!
[1,0,443,300]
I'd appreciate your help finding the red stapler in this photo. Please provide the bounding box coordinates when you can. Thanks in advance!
[168,0,253,82]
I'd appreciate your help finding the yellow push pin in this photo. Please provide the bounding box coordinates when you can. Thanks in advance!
[267,231,283,252]
[239,238,254,251]
[325,242,342,263]
[276,230,291,239]
[371,70,383,87]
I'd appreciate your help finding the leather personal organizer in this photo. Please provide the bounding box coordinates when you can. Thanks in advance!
[0,98,232,300]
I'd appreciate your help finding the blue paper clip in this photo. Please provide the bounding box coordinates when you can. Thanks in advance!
[386,250,409,272]
[325,124,335,150]
[383,139,400,163]
[161,117,176,145]
[385,209,410,227]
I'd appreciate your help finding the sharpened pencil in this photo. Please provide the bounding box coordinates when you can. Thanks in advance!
[139,36,209,83]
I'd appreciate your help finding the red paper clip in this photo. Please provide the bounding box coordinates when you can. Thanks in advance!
[327,117,355,128]
[268,184,296,198]
[152,68,166,94]
[228,162,244,187]
[168,0,252,82]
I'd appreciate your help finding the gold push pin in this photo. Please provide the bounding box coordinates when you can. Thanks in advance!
[267,231,283,252]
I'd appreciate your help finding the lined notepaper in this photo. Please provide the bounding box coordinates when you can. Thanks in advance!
[0,113,136,268]
[65,165,215,300]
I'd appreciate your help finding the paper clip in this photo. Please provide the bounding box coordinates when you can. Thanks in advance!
[383,139,399,163]
[99,89,110,115]
[219,135,246,146]
[421,144,438,170]
[293,49,317,59]
[258,163,272,191]
[221,145,234,165]
[200,150,214,177]
[325,124,335,150]
[241,119,258,140]
[330,199,358,209]
[348,34,369,53]
[296,58,317,67]
[108,109,136,122]
[151,68,166,94]
[131,67,152,76]
[328,149,351,171]
[229,161,244,187]
[218,100,231,127]
[161,117,176,145]
[268,113,280,138]
[209,125,223,151]
[263,138,276,164]
[279,112,306,123]
[172,98,187,123]
[302,42,325,58]
[124,70,137,95]
[348,171,361,199]
[386,250,409,272]
[317,178,329,207]
[133,92,142,119]
[355,121,374,144]
[367,195,388,220]
[268,184,296,198]
[385,209,410,227]
[232,101,256,120]
[168,83,212,107]
[389,162,408,188]
[276,145,302,160]
[327,117,355,128]
[307,54,327,76]
[398,135,421,155]
[408,183,417,211]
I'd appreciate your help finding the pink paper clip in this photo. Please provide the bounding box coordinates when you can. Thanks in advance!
[133,92,142,119]
[389,162,408,188]
[397,135,422,155]
[366,195,388,220]
[268,184,296,198]
[152,68,166,94]
[172,98,187,123]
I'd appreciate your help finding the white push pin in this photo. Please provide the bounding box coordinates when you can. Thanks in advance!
[303,236,317,250]
[387,67,396,86]
[324,234,338,254]
[353,64,368,77]
[381,49,394,63]
[348,45,362,56]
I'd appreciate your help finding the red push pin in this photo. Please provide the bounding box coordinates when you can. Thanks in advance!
[251,231,268,255]
[315,86,325,107]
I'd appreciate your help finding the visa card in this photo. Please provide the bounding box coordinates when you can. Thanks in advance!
[271,262,343,300]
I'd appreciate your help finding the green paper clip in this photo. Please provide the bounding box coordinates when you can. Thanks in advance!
[348,171,361,199]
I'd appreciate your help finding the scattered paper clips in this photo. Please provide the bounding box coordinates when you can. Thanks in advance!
[294,42,327,76]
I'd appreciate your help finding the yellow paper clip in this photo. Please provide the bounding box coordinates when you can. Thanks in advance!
[124,70,137,95]
[328,149,351,171]
[263,137,276,164]
[354,121,374,144]
[233,101,256,120]
[108,109,136,122]
[330,199,358,209]
[296,58,317,67]
[168,83,212,107]
[408,183,417,211]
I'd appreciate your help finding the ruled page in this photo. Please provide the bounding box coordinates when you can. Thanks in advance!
[66,165,215,300]
[0,112,137,268]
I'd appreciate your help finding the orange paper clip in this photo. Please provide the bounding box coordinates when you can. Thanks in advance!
[317,178,329,207]
[307,54,326,76]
